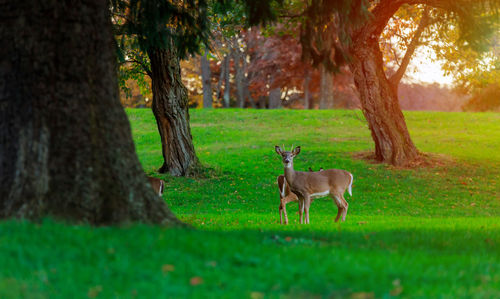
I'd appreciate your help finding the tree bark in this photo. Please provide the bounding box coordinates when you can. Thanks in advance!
[233,48,246,108]
[222,56,231,108]
[0,0,181,225]
[349,41,419,166]
[148,48,201,176]
[268,88,282,109]
[303,70,311,109]
[319,65,334,109]
[200,51,213,108]
[258,96,267,108]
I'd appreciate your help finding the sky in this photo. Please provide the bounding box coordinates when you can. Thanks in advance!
[401,45,455,86]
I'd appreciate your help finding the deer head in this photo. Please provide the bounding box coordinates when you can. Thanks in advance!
[275,145,301,168]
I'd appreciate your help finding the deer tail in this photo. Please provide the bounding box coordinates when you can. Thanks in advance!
[348,173,353,196]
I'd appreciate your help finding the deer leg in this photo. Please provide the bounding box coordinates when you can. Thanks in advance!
[279,203,283,224]
[298,199,304,224]
[282,200,289,225]
[341,195,349,222]
[304,196,311,224]
[332,194,343,223]
[335,207,342,222]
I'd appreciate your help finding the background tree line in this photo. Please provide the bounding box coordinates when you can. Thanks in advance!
[120,2,499,113]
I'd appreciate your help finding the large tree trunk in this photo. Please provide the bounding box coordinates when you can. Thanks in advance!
[200,51,213,108]
[148,48,201,176]
[349,41,419,166]
[319,65,334,109]
[0,0,181,225]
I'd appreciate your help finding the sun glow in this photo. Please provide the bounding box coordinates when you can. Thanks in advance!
[403,46,455,86]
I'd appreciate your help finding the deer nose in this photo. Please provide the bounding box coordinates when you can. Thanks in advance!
[284,159,290,163]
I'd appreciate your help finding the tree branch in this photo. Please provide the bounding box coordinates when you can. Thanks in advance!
[389,6,430,86]
[360,0,469,41]
[127,58,152,77]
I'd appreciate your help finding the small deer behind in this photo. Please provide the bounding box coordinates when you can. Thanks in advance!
[147,176,165,197]
[277,175,298,224]
[275,145,353,224]
[278,167,320,224]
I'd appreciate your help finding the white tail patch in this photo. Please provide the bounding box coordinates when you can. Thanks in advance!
[281,178,286,197]
[159,180,164,196]
[348,173,353,196]
[310,190,330,199]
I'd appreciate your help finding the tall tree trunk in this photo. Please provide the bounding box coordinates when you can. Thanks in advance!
[200,51,213,108]
[0,0,181,225]
[349,42,419,166]
[233,45,248,108]
[319,65,334,109]
[222,56,231,108]
[258,96,267,108]
[215,55,225,106]
[268,88,282,109]
[303,70,311,109]
[148,48,201,176]
[241,53,255,108]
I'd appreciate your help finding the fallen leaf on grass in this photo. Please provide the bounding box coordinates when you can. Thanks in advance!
[190,276,204,286]
[87,285,103,298]
[350,292,374,299]
[250,291,264,299]
[162,264,175,273]
[390,279,403,296]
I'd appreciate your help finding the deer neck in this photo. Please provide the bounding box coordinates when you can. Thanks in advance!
[284,162,296,186]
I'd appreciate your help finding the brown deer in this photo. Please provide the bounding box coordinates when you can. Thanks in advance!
[275,145,353,224]
[147,176,165,197]
[278,167,322,224]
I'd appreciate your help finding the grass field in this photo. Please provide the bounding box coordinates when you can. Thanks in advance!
[1,109,499,298]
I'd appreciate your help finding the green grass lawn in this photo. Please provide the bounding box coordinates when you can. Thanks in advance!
[1,109,499,298]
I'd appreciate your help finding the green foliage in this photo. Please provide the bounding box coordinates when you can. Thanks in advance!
[117,48,152,98]
[112,0,281,99]
[429,1,500,93]
[112,0,211,58]
[2,109,499,297]
[463,83,500,111]
[300,0,371,71]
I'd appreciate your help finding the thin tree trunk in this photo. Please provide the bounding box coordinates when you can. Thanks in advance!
[215,55,224,106]
[258,96,267,108]
[232,44,247,108]
[319,65,334,109]
[223,55,231,107]
[269,88,282,109]
[303,70,311,109]
[201,51,213,108]
[349,42,419,166]
[148,48,201,176]
[0,0,181,225]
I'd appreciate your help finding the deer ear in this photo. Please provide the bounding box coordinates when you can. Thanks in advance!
[275,145,282,155]
[293,146,301,156]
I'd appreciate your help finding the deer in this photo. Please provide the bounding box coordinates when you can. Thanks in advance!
[147,176,165,197]
[278,167,322,224]
[275,145,353,224]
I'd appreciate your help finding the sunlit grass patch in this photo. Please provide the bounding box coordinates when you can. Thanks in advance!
[1,108,498,298]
